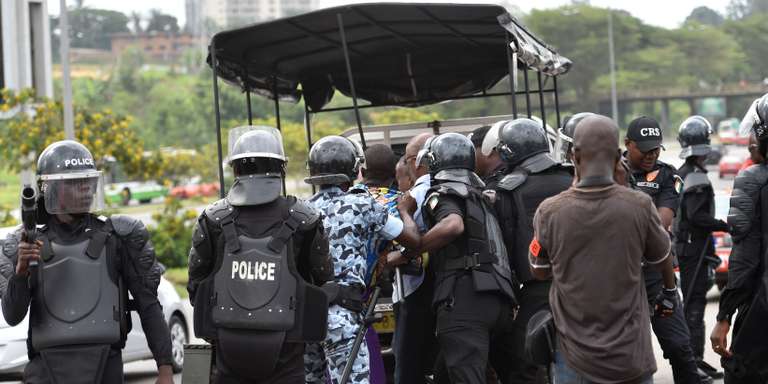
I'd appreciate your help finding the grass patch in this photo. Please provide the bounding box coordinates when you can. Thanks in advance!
[165,267,189,299]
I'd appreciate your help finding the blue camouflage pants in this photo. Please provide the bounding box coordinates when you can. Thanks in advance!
[305,305,370,384]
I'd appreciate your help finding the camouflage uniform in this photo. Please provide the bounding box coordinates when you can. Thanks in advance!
[304,185,403,384]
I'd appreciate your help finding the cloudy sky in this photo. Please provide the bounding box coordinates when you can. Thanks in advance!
[47,0,731,29]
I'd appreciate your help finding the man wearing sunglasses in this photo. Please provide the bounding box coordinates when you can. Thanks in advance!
[625,116,709,384]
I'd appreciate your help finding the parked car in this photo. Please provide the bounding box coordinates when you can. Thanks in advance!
[105,180,169,206]
[170,177,220,199]
[718,118,749,146]
[0,251,188,378]
[719,155,747,178]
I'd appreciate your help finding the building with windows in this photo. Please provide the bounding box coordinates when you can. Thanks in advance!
[0,0,53,98]
[110,32,205,62]
[186,0,319,32]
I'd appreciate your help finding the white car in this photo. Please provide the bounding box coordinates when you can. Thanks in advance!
[0,264,188,379]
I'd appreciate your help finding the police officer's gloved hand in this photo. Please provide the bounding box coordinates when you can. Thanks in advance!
[653,287,678,318]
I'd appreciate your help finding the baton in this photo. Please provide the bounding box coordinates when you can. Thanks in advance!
[340,286,382,384]
[683,236,711,309]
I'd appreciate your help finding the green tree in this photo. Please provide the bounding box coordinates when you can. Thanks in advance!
[149,197,197,268]
[0,89,163,180]
[685,6,725,26]
[146,9,180,33]
[525,5,649,110]
[723,14,768,80]
[727,0,768,19]
[672,23,745,87]
[51,8,130,50]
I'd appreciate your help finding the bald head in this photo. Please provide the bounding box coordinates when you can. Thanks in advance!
[573,115,620,179]
[362,144,396,186]
[405,133,433,178]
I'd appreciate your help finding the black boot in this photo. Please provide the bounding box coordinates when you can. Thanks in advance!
[697,360,724,379]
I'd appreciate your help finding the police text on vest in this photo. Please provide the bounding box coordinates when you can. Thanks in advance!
[231,261,276,281]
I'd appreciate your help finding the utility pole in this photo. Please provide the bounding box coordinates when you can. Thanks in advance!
[59,0,75,139]
[608,9,619,123]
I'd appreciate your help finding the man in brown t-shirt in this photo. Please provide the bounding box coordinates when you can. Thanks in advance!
[529,115,678,384]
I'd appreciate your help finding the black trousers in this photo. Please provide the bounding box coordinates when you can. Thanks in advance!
[678,239,713,362]
[435,274,515,384]
[724,369,768,384]
[393,271,438,384]
[24,348,124,384]
[489,280,550,384]
[645,270,702,384]
[215,341,304,384]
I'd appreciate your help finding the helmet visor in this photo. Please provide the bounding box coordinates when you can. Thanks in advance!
[556,128,573,163]
[481,120,506,156]
[739,98,761,137]
[41,172,105,214]
[415,136,435,168]
[228,125,286,163]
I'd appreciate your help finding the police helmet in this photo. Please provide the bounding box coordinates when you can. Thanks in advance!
[36,140,104,215]
[420,133,484,186]
[498,118,550,167]
[557,112,595,164]
[227,126,286,206]
[423,133,475,174]
[304,136,363,186]
[678,116,712,159]
[753,94,768,140]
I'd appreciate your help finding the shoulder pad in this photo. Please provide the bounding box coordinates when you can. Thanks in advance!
[729,164,768,238]
[204,198,235,223]
[109,214,145,237]
[435,182,470,198]
[682,172,711,193]
[2,227,23,259]
[290,199,321,230]
[497,171,527,191]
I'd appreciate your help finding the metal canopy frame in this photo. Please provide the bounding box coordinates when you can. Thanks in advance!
[209,5,567,198]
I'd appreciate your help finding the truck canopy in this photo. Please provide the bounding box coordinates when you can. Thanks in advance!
[208,2,572,112]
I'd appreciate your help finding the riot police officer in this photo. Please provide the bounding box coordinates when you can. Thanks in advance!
[188,127,333,383]
[398,132,516,384]
[302,136,420,384]
[674,116,730,379]
[711,94,768,382]
[1,140,174,383]
[556,112,595,166]
[624,116,707,384]
[490,118,572,383]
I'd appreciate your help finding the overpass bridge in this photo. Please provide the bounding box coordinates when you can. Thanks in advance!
[592,83,768,129]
